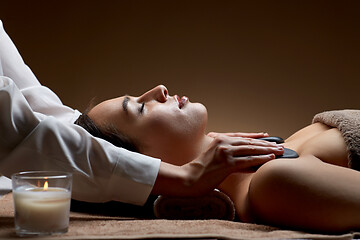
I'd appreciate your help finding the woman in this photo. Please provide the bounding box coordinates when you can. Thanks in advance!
[76,85,360,233]
[0,20,284,206]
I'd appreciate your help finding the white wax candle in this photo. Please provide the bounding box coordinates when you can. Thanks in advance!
[13,186,71,232]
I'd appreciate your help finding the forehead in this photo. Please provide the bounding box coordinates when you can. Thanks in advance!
[88,96,126,125]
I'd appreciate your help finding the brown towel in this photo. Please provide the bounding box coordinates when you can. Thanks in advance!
[1,193,357,239]
[313,109,360,170]
[153,189,235,220]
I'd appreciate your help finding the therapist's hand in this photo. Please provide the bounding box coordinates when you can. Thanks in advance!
[182,134,283,195]
[207,131,269,139]
[152,134,283,197]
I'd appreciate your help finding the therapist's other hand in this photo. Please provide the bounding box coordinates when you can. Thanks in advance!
[180,134,284,196]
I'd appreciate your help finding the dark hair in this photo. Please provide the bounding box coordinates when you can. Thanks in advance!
[74,113,139,153]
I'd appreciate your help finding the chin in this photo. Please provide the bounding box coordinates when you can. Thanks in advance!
[184,102,208,138]
[192,102,208,124]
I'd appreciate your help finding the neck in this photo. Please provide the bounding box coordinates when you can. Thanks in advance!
[197,134,215,157]
[160,134,214,166]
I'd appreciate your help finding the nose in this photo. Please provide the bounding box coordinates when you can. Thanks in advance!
[138,85,168,103]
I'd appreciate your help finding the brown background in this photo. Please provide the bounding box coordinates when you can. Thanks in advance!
[1,0,359,138]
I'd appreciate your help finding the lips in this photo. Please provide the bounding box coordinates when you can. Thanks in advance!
[175,95,189,109]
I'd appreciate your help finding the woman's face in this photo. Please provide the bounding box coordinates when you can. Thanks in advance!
[88,85,208,165]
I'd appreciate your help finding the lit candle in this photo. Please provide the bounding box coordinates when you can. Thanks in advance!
[12,171,72,236]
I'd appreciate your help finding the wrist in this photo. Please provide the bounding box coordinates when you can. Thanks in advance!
[181,160,203,187]
[151,161,189,196]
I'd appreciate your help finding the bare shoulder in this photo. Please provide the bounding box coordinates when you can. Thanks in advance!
[284,123,349,168]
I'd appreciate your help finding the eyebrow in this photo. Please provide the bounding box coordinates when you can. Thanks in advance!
[122,96,130,113]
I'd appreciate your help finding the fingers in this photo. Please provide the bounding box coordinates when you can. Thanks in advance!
[221,136,282,148]
[208,132,269,139]
[239,132,269,138]
[208,135,284,174]
[211,135,284,157]
[212,136,284,172]
[233,154,276,170]
[231,144,284,157]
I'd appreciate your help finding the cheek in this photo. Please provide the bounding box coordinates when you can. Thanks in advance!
[143,107,181,134]
[137,104,208,159]
[135,109,180,153]
[143,103,207,139]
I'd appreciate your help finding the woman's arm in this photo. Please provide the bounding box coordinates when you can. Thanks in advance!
[249,156,360,233]
[220,125,360,232]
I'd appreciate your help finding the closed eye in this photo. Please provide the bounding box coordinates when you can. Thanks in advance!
[139,102,145,114]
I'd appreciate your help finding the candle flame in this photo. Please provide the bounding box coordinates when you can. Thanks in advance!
[43,181,48,191]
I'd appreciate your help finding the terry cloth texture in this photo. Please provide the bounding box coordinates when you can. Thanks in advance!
[1,193,358,239]
[153,189,236,220]
[313,109,360,170]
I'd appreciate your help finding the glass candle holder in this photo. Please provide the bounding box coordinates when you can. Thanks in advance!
[12,171,72,237]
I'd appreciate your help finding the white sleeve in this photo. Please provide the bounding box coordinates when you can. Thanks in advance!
[0,52,3,75]
[0,20,161,205]
[0,73,161,206]
[0,21,41,90]
[0,20,79,123]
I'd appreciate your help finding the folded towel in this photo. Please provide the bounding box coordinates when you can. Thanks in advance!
[313,109,360,170]
[153,189,235,220]
[1,193,358,239]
